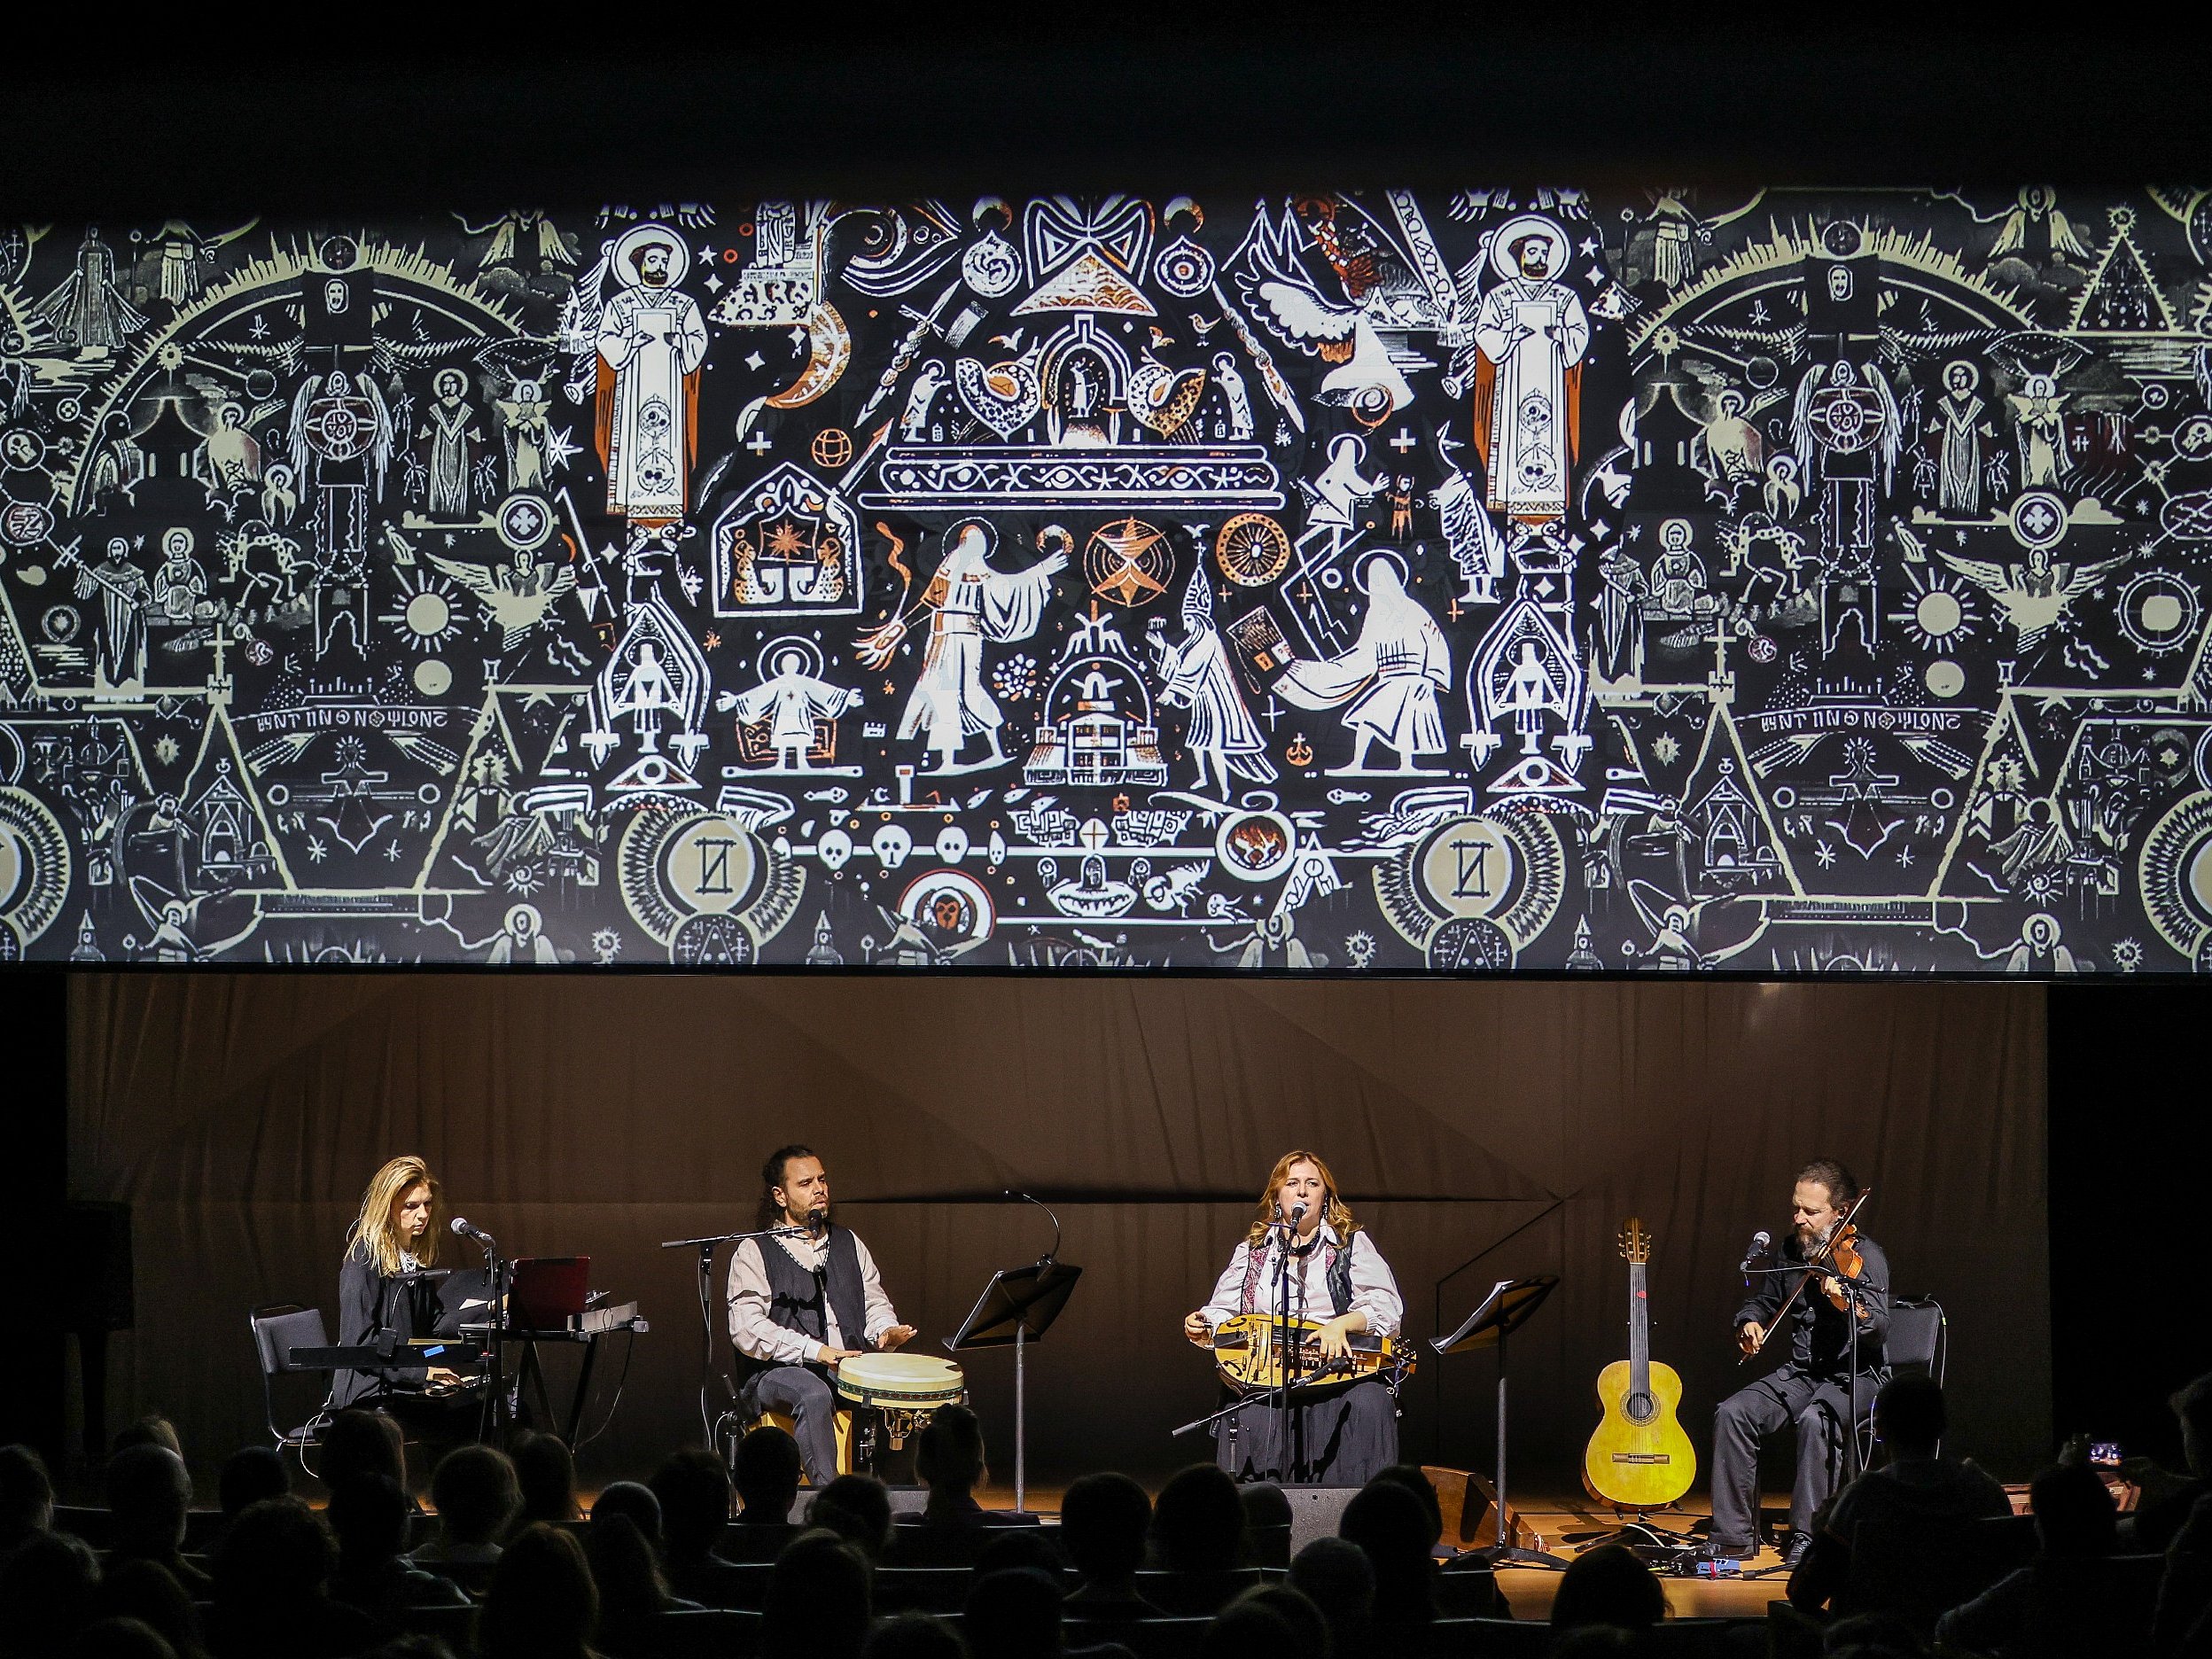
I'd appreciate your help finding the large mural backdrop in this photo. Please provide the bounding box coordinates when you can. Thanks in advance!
[1,188,2208,971]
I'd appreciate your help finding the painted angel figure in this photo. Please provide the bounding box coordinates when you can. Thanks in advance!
[723,644,863,772]
[859,519,1066,774]
[1272,552,1452,775]
[1147,566,1276,797]
[428,549,577,655]
[1468,215,1590,535]
[567,224,708,526]
[2008,373,2068,489]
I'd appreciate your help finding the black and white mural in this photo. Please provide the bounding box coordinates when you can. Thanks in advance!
[1,187,2208,971]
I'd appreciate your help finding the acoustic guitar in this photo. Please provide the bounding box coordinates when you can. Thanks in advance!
[1582,1218,1696,1510]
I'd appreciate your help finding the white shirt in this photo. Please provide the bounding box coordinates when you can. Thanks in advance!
[726,1228,900,1366]
[1197,1224,1404,1339]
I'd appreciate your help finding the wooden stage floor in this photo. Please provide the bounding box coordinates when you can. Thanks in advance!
[975,1484,1790,1620]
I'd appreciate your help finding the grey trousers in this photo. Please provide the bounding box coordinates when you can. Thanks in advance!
[1710,1366,1878,1548]
[744,1365,840,1486]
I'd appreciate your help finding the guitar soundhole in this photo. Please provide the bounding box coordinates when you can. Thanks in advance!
[1625,1391,1656,1425]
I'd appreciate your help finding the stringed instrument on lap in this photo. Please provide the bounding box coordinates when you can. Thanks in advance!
[1582,1218,1697,1510]
[1209,1312,1414,1394]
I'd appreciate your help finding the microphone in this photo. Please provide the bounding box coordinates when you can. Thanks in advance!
[1289,1202,1308,1227]
[1740,1229,1772,1273]
[1004,1189,1063,1264]
[449,1217,495,1248]
[806,1205,829,1235]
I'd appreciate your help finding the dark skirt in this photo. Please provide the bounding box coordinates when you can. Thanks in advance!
[1212,1376,1398,1485]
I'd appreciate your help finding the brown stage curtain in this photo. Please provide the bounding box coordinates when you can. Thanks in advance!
[69,975,2046,1491]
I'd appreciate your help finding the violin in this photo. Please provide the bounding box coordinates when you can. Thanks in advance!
[1737,1188,1873,1362]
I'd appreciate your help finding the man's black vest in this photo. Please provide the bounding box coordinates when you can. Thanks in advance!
[757,1225,867,1361]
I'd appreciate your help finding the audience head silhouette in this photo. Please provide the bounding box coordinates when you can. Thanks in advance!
[328,1473,414,1566]
[0,1530,100,1658]
[217,1446,289,1520]
[764,1530,871,1659]
[432,1445,522,1549]
[1061,1471,1150,1585]
[1338,1477,1435,1625]
[1289,1535,1375,1645]
[317,1410,407,1494]
[650,1450,736,1561]
[105,1445,191,1561]
[511,1431,580,1525]
[915,1406,987,1509]
[1551,1542,1667,1632]
[2030,1460,2117,1557]
[964,1567,1062,1659]
[0,1445,54,1548]
[809,1475,894,1561]
[1151,1463,1244,1573]
[1873,1371,1948,1459]
[481,1523,598,1659]
[735,1424,803,1521]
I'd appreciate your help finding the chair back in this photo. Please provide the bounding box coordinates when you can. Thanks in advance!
[635,1607,763,1659]
[1884,1298,1947,1377]
[875,1567,975,1614]
[1846,1512,2012,1632]
[1427,1617,1547,1655]
[247,1304,331,1448]
[1067,1616,1211,1659]
[1131,1567,1263,1616]
[718,1521,801,1563]
[1635,1617,1764,1655]
[250,1304,330,1375]
[884,1524,993,1568]
[399,1602,478,1655]
[1244,1522,1291,1569]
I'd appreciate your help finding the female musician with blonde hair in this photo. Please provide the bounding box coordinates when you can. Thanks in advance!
[1183,1149,1406,1484]
[332,1156,474,1419]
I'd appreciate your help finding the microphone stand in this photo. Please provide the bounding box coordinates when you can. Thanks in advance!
[661,1225,814,1453]
[1273,1215,1315,1484]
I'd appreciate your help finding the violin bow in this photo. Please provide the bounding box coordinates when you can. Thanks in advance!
[1741,1185,1874,1362]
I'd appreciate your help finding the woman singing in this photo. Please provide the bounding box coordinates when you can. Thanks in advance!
[332,1157,478,1429]
[1183,1150,1406,1485]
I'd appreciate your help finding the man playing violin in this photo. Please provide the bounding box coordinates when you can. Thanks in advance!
[1707,1158,1890,1569]
[728,1145,917,1486]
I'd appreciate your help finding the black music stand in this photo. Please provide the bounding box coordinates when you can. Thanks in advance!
[1433,1274,1568,1569]
[946,1259,1081,1513]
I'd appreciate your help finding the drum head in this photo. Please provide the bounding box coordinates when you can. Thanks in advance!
[835,1352,965,1407]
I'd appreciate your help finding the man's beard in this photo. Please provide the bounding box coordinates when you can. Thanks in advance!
[790,1203,830,1233]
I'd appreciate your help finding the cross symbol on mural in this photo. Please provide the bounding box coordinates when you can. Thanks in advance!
[744,432,774,456]
[1389,428,1418,454]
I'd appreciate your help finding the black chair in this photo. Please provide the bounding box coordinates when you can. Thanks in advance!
[400,1601,479,1656]
[1068,1616,1211,1659]
[1426,1616,1546,1656]
[1845,1510,2015,1634]
[1433,1562,1506,1617]
[51,1505,113,1547]
[248,1304,334,1457]
[1132,1567,1264,1616]
[882,1525,997,1568]
[1852,1295,1946,1465]
[1636,1617,1765,1655]
[718,1521,802,1563]
[1244,1522,1291,1569]
[874,1567,975,1614]
[632,1607,762,1659]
